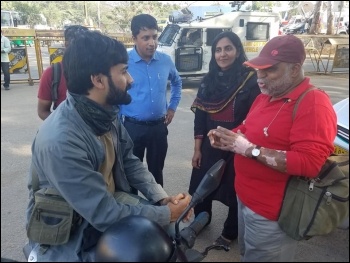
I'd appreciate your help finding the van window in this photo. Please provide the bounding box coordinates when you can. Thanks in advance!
[176,28,201,46]
[206,28,231,46]
[246,22,270,40]
[158,24,180,46]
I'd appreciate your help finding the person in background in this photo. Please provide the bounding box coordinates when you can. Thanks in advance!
[119,14,182,189]
[208,34,337,261]
[303,19,310,34]
[188,30,202,46]
[189,31,260,249]
[1,30,12,90]
[37,25,89,120]
[24,30,191,262]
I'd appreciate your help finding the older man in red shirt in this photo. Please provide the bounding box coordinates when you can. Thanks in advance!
[208,35,337,262]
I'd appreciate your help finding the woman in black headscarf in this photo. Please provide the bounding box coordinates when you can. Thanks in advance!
[189,31,260,247]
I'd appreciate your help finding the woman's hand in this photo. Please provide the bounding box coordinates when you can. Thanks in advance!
[191,150,202,169]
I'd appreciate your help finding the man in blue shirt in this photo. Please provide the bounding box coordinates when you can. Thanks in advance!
[119,14,182,188]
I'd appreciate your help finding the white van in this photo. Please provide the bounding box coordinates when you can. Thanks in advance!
[157,11,281,77]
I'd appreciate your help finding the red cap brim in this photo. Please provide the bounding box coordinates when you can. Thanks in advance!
[243,57,279,69]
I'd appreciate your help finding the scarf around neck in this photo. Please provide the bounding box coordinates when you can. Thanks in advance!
[191,70,254,114]
[70,93,118,136]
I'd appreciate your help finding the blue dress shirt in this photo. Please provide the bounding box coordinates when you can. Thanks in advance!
[119,48,182,121]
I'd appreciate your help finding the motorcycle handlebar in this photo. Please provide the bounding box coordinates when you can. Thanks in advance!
[180,211,209,249]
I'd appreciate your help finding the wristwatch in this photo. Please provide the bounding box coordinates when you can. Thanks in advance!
[251,145,261,160]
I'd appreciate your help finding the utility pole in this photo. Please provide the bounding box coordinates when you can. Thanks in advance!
[84,1,88,26]
[335,1,344,34]
[97,1,101,29]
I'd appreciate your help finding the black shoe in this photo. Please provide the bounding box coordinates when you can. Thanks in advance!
[4,86,10,90]
[213,235,232,250]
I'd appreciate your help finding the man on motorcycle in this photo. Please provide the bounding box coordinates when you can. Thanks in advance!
[24,30,192,262]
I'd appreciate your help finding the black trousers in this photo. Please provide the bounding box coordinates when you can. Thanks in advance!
[194,195,238,241]
[1,62,10,87]
[123,120,168,187]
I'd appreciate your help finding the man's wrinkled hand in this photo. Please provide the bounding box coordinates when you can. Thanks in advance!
[208,126,253,156]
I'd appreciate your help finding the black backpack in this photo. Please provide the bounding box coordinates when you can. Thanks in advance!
[51,62,61,110]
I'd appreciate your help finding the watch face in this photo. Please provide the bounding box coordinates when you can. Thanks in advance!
[252,148,260,157]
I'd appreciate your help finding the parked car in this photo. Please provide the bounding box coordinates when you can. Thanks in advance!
[333,97,349,156]
[283,15,307,35]
[332,97,349,230]
[284,21,306,34]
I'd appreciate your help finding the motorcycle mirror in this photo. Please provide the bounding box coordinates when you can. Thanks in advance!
[189,159,226,207]
[175,159,226,240]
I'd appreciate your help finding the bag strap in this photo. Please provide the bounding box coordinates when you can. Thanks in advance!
[292,86,318,121]
[31,166,61,196]
[191,70,255,114]
[51,62,61,109]
[212,70,255,113]
[231,71,255,100]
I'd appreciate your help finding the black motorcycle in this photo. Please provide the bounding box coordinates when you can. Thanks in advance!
[96,159,229,262]
[1,159,228,262]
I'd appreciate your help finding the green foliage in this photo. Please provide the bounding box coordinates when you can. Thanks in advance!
[251,1,276,11]
[2,1,14,10]
[2,1,180,32]
[109,1,180,33]
[288,1,301,16]
[289,1,300,8]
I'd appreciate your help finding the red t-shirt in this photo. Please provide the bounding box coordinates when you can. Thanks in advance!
[37,62,67,108]
[233,77,337,221]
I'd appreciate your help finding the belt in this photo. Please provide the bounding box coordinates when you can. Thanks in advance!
[124,116,165,126]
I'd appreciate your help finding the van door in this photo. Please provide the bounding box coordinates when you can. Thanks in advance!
[175,28,203,72]
[174,27,231,74]
[243,22,272,58]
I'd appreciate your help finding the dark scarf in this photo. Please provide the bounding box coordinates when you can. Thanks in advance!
[191,68,254,113]
[70,93,118,136]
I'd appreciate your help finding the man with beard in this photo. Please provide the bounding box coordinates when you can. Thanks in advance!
[24,30,191,262]
[119,14,182,190]
[207,35,337,262]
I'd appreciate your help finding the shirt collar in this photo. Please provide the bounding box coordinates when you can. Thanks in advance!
[284,77,313,102]
[129,47,159,62]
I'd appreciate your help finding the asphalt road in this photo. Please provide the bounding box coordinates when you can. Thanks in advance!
[1,70,349,261]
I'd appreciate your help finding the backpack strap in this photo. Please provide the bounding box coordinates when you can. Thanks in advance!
[51,62,61,110]
[31,165,61,196]
[292,86,318,121]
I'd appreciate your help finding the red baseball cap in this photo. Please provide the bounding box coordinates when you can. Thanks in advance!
[244,35,306,69]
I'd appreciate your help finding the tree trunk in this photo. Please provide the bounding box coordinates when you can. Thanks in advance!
[326,1,334,35]
[309,1,323,34]
[334,1,344,34]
